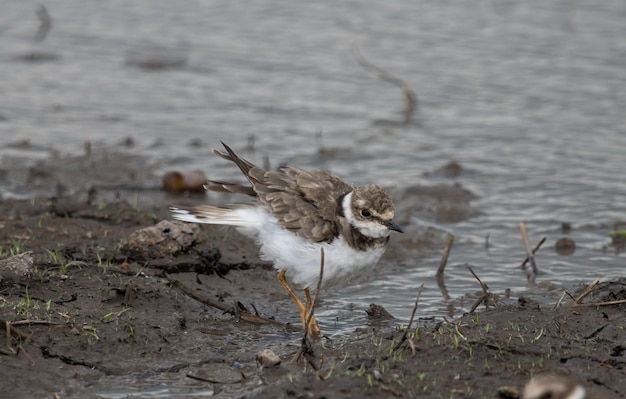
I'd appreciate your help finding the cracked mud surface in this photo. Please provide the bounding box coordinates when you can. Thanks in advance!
[0,149,625,398]
[1,197,624,399]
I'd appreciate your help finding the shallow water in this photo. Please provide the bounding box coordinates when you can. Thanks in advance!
[1,0,626,395]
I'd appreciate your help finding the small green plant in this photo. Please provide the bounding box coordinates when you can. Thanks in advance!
[83,325,99,342]
[124,323,135,338]
[532,327,545,342]
[102,307,131,322]
[96,252,114,270]
[324,362,336,379]
[0,239,26,257]
[16,286,33,317]
[46,249,86,274]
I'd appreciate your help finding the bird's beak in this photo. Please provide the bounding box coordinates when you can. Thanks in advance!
[387,220,403,233]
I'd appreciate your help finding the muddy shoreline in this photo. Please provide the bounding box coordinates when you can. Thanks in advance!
[0,153,625,398]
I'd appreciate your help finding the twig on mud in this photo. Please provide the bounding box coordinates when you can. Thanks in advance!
[186,372,244,384]
[292,248,325,371]
[123,283,132,307]
[571,279,600,305]
[558,280,626,308]
[554,290,568,310]
[563,279,617,309]
[351,43,418,125]
[574,298,626,307]
[467,265,499,313]
[2,320,33,356]
[164,273,285,327]
[518,223,538,283]
[519,236,546,270]
[9,320,61,326]
[392,283,424,354]
[4,321,10,354]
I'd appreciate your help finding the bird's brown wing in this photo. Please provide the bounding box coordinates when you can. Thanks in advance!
[216,143,352,243]
[258,167,353,242]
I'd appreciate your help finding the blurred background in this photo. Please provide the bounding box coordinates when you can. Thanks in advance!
[1,1,625,327]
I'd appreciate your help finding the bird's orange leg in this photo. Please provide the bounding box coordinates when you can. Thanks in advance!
[277,270,321,337]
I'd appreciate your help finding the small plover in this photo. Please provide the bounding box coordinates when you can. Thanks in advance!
[170,142,402,335]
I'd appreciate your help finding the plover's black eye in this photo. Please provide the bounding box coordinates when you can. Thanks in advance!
[360,209,371,217]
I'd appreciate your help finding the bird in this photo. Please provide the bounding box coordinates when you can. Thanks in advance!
[170,142,403,336]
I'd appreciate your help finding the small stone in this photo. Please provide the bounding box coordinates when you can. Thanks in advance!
[365,303,395,321]
[183,170,208,193]
[125,220,202,259]
[0,252,34,283]
[256,349,281,368]
[162,171,186,193]
[555,237,576,256]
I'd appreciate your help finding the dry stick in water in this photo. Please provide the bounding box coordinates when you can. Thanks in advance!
[436,234,454,301]
[351,44,418,125]
[392,283,425,353]
[436,234,455,278]
[292,248,325,370]
[519,223,538,283]
[519,236,546,269]
[34,5,52,42]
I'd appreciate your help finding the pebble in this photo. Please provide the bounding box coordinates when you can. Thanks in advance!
[0,252,34,283]
[162,171,186,193]
[256,349,281,368]
[125,220,201,259]
[183,170,208,193]
[162,170,208,193]
[555,237,576,256]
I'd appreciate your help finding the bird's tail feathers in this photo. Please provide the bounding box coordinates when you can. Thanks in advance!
[169,205,250,226]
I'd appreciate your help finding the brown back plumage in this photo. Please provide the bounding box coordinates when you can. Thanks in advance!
[209,142,353,243]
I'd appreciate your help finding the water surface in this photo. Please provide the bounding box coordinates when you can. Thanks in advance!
[1,0,625,395]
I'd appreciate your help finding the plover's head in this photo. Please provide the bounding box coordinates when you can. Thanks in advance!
[523,375,586,399]
[343,185,403,238]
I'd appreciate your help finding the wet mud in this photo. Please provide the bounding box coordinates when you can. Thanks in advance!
[0,152,625,398]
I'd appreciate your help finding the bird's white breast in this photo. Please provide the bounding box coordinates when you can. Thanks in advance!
[232,206,386,289]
